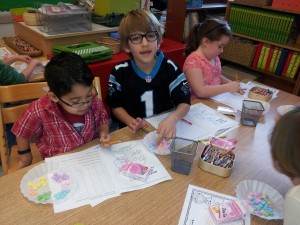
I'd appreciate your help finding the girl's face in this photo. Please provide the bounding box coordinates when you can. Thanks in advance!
[202,35,230,60]
[51,84,96,116]
[124,31,160,71]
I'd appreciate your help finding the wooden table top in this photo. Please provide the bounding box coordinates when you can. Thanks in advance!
[0,90,299,225]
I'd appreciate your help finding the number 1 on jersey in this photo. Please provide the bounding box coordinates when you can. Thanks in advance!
[141,91,154,118]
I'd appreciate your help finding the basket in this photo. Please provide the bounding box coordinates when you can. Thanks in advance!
[220,38,257,67]
[23,12,40,26]
[96,37,121,54]
[3,36,42,57]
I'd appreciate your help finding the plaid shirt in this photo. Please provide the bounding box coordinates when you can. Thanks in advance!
[12,94,109,158]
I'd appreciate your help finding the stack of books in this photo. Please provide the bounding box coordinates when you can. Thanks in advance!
[228,5,295,44]
[252,42,300,79]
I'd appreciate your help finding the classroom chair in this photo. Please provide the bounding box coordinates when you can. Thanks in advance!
[0,82,48,175]
[93,77,102,100]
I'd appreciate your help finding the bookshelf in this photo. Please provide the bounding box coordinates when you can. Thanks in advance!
[224,2,300,95]
[165,0,226,43]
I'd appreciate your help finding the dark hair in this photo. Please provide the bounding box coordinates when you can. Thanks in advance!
[185,18,232,57]
[44,52,94,98]
[118,9,164,50]
[270,106,300,178]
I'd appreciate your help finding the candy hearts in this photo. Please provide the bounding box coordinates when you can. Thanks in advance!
[247,192,274,217]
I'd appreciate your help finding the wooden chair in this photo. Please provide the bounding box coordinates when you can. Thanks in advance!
[0,82,48,175]
[93,77,102,100]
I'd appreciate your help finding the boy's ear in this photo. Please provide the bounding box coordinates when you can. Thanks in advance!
[124,46,131,54]
[48,91,59,103]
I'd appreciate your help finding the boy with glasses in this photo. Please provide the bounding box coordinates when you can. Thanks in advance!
[106,9,190,144]
[12,52,111,169]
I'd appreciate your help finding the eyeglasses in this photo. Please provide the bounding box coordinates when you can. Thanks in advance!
[128,31,158,44]
[58,86,98,108]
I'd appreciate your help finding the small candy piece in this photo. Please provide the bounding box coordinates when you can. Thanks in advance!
[37,191,51,203]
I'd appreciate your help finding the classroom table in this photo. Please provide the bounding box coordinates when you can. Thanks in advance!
[0,89,299,225]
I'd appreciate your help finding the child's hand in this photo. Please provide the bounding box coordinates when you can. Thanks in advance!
[128,117,145,133]
[17,55,32,64]
[156,116,177,146]
[99,131,111,148]
[29,58,42,66]
[227,81,241,93]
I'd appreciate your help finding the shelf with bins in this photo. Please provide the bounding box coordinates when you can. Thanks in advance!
[224,2,300,95]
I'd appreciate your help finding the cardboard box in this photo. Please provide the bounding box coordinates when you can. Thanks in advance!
[272,0,300,12]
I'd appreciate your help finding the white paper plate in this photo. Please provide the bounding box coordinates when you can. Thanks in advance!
[277,105,295,116]
[143,131,171,155]
[236,180,284,220]
[20,163,76,204]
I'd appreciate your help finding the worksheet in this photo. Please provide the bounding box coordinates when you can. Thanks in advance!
[146,103,239,140]
[211,81,279,111]
[178,184,250,225]
[45,142,172,212]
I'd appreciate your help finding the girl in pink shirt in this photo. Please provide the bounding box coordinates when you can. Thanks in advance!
[183,19,245,99]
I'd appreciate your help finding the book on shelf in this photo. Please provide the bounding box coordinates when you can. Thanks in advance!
[256,44,267,69]
[268,47,280,73]
[289,54,300,79]
[286,52,299,78]
[272,48,283,74]
[264,46,275,71]
[281,50,294,76]
[261,44,271,70]
[252,42,263,68]
[275,48,289,76]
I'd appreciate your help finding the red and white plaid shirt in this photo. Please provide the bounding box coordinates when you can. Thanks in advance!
[12,94,109,158]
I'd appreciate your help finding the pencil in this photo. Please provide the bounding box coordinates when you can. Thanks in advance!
[181,118,193,125]
[106,140,122,145]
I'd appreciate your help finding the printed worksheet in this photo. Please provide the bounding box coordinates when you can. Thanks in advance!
[178,184,250,225]
[211,81,279,111]
[146,103,239,140]
[46,148,120,213]
[45,142,172,212]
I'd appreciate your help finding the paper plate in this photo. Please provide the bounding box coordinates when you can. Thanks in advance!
[277,105,295,116]
[20,163,76,204]
[236,180,284,220]
[143,131,172,155]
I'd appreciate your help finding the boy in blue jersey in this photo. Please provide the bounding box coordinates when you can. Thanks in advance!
[106,9,191,143]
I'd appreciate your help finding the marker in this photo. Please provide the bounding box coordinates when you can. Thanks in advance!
[181,118,192,125]
[106,140,122,145]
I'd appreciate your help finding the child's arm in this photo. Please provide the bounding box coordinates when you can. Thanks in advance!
[112,107,146,133]
[185,67,241,98]
[156,103,190,145]
[16,136,33,169]
[99,123,112,148]
[2,55,31,65]
[21,59,42,80]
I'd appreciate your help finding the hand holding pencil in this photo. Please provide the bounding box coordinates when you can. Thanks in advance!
[99,131,112,148]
